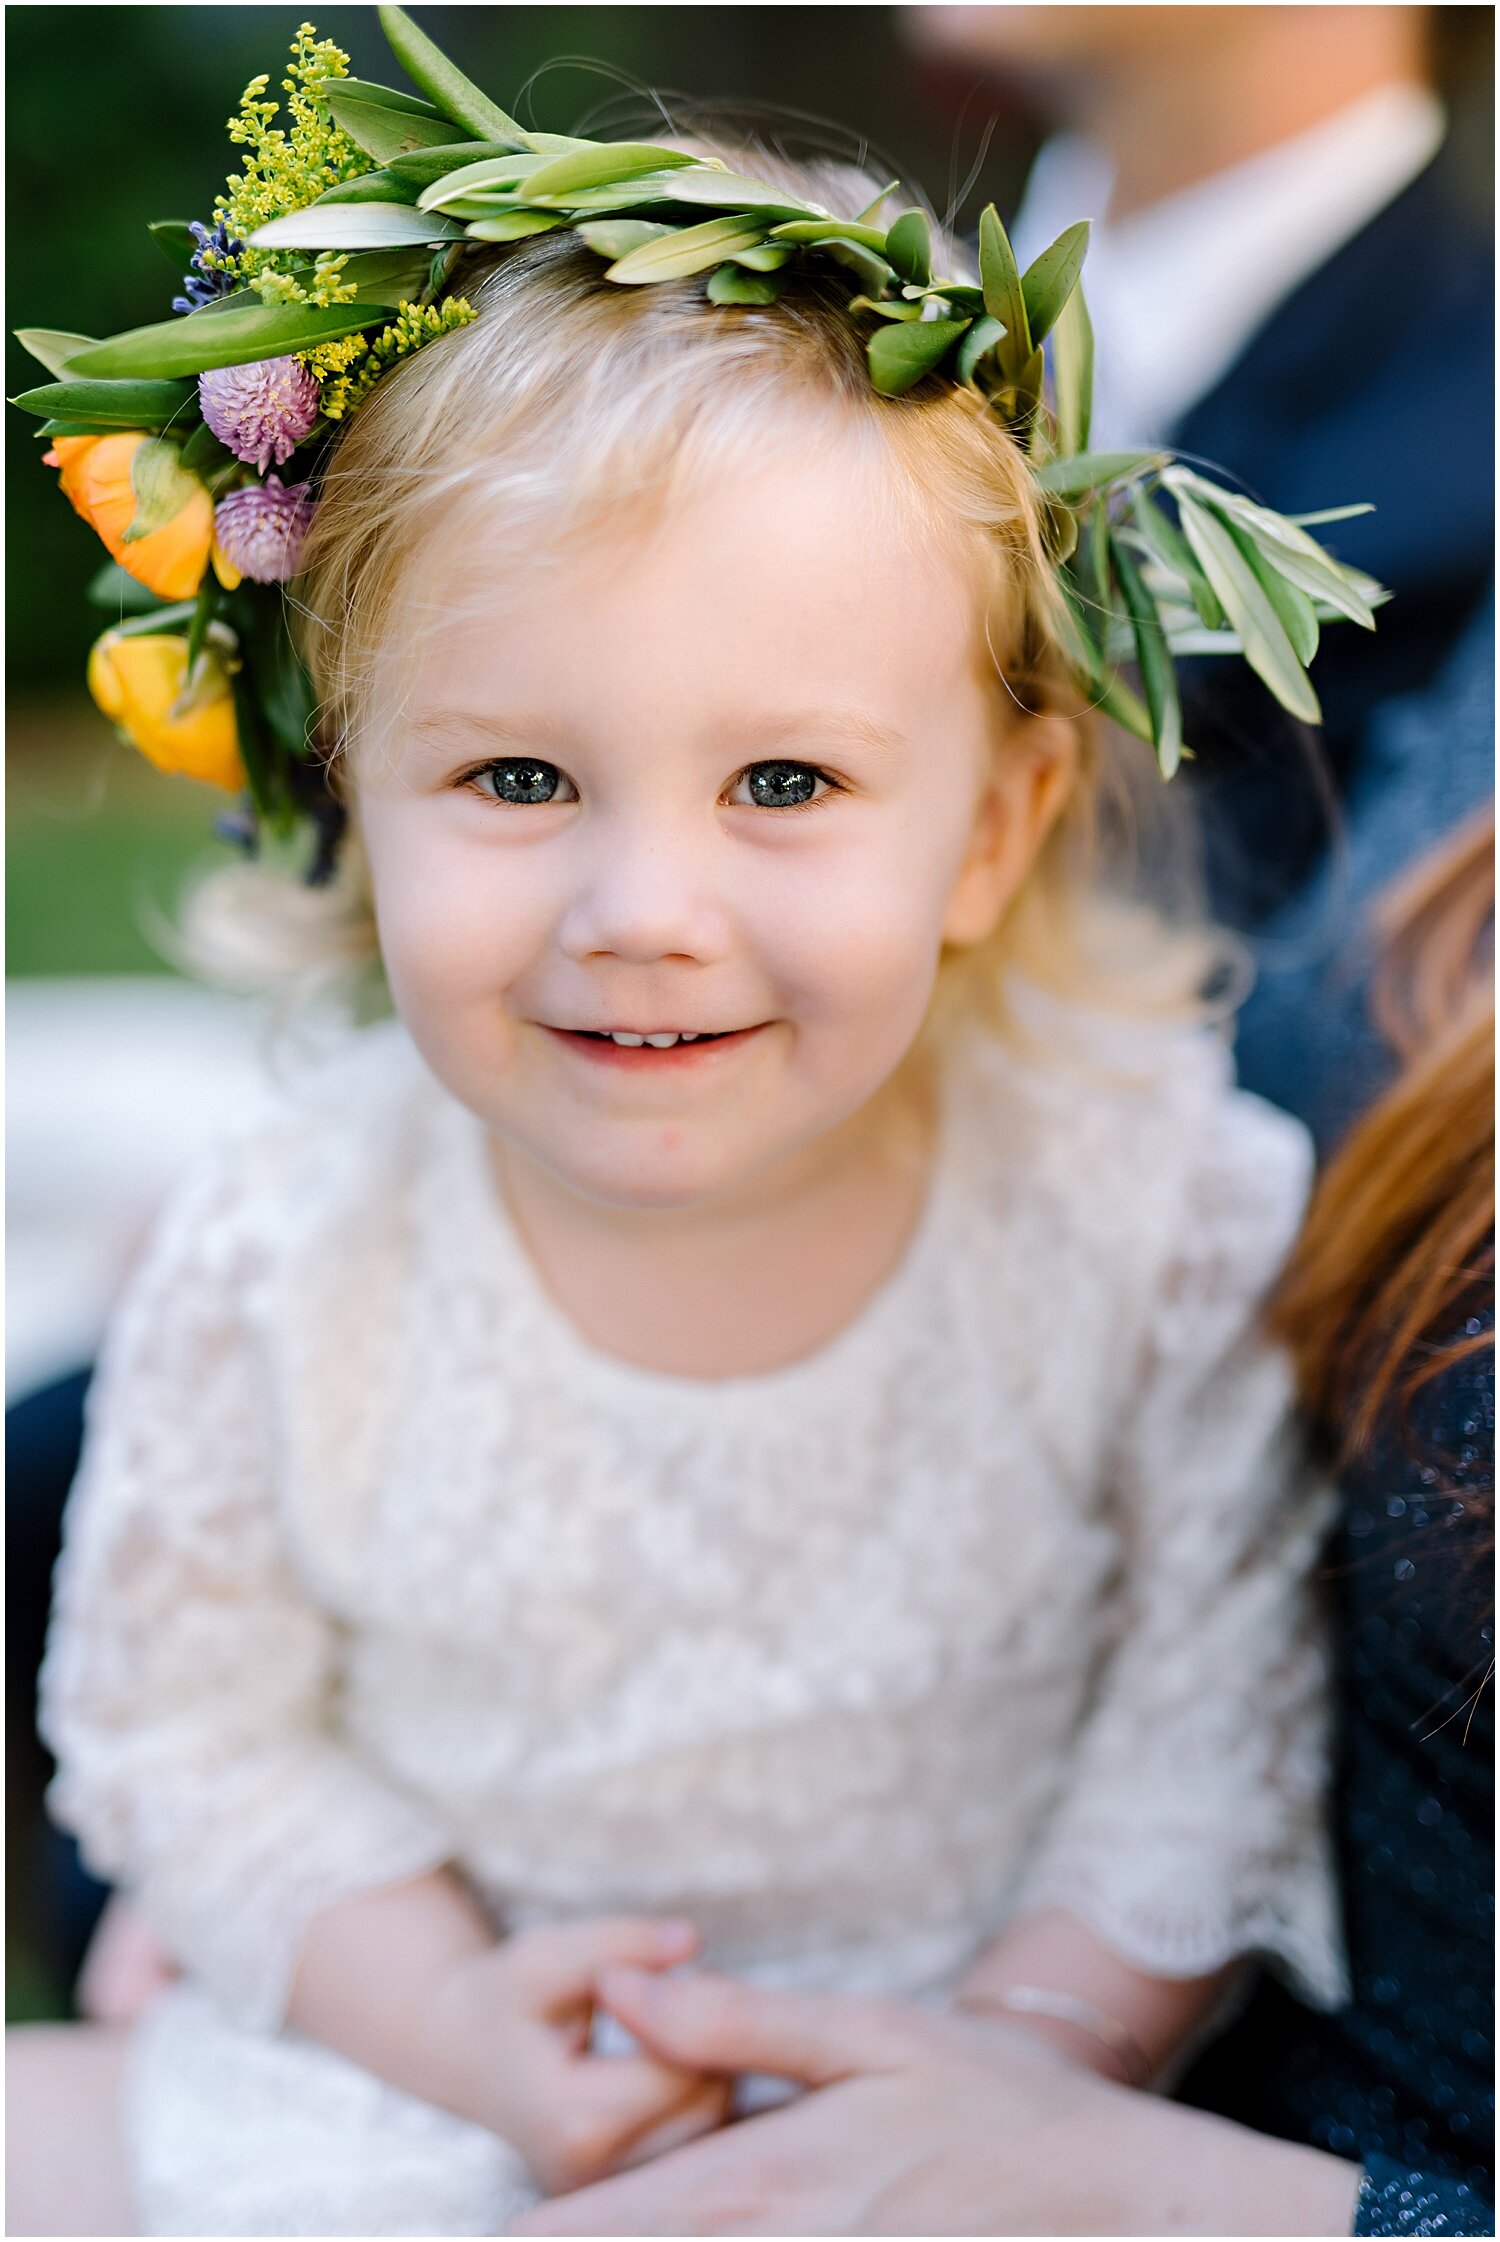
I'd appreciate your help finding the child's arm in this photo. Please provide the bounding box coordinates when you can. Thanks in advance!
[38,1150,725,2191]
[969,1099,1347,2053]
[285,1871,730,2193]
[952,1906,1235,2086]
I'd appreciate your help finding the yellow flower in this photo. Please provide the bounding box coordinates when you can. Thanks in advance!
[87,628,245,792]
[46,432,216,602]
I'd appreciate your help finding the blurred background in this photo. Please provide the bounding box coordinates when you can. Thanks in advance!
[6,5,1493,2020]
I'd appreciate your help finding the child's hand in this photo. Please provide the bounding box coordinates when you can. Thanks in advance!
[422,1916,731,2196]
[75,1892,181,2024]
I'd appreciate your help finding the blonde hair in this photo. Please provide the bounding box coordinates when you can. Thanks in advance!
[188,134,1229,1050]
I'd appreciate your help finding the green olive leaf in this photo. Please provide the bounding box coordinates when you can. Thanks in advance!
[377,7,535,148]
[866,317,970,396]
[606,215,768,283]
[415,153,546,207]
[902,282,985,315]
[954,314,1006,386]
[1109,528,1184,776]
[464,209,568,242]
[386,141,520,189]
[14,329,96,377]
[1175,491,1322,723]
[705,263,787,305]
[314,169,415,206]
[537,171,817,219]
[1018,220,1089,350]
[849,298,925,322]
[1162,466,1380,630]
[731,241,793,271]
[1034,449,1165,500]
[336,247,436,301]
[884,209,933,287]
[519,144,702,201]
[816,240,897,293]
[978,205,1030,375]
[67,303,395,380]
[1130,489,1224,630]
[147,220,199,271]
[323,76,465,160]
[768,216,888,250]
[11,378,197,429]
[1284,504,1376,528]
[852,178,901,223]
[1057,578,1157,744]
[1048,281,1093,456]
[575,219,676,260]
[85,560,176,615]
[1225,521,1321,666]
[249,205,465,251]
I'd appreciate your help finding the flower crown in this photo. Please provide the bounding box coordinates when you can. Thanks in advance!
[13,6,1387,882]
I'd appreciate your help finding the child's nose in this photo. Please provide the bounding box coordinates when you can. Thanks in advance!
[556,822,733,967]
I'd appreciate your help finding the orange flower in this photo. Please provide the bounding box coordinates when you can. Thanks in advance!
[87,627,245,792]
[46,432,216,601]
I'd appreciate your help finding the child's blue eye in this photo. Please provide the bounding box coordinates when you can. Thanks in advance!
[473,759,576,805]
[737,761,829,810]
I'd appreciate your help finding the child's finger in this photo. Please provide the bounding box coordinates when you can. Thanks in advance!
[595,1963,914,2086]
[571,2048,725,2163]
[506,1917,699,2012]
[609,2077,732,2174]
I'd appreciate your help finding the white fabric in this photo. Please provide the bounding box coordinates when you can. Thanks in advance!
[1011,82,1446,446]
[40,1008,1347,2236]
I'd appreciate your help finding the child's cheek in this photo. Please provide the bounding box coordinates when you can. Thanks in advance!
[368,826,550,1044]
[753,835,952,1051]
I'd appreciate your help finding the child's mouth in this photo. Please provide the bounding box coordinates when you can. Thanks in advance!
[542,1025,765,1067]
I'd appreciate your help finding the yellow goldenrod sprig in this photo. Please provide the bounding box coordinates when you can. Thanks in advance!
[301,332,371,383]
[204,24,369,301]
[317,299,477,421]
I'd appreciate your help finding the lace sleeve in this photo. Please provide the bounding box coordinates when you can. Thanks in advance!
[37,1145,455,2033]
[1012,1089,1347,2011]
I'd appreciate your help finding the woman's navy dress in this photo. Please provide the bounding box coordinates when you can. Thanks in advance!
[1180,601,1495,2233]
[1180,1340,1494,2236]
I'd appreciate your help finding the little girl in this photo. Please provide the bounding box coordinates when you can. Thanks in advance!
[14,41,1360,2235]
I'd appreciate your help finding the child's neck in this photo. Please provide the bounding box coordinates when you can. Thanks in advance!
[489,1064,937,1380]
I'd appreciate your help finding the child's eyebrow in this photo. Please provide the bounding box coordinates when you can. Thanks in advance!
[408,711,571,755]
[410,710,910,760]
[731,711,910,761]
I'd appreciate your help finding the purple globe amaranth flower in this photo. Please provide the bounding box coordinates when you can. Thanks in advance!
[214,476,316,584]
[199,356,320,471]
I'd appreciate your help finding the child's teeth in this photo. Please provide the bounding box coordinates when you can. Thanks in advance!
[644,1032,680,1048]
[679,1032,699,1042]
[610,1031,645,1046]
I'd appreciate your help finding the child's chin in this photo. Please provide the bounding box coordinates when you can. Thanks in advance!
[554,1137,751,1214]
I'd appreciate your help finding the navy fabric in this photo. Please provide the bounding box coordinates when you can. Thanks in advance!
[1179,1337,1494,2234]
[1168,147,1494,930]
[1231,595,1494,1146]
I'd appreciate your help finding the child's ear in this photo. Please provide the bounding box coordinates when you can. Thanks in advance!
[941,711,1077,949]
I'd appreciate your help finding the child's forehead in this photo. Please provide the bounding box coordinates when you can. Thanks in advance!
[410,438,984,661]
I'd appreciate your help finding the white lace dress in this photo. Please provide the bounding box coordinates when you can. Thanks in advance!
[40,1010,1347,2236]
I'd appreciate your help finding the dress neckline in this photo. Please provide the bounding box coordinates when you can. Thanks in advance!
[437,1050,971,1412]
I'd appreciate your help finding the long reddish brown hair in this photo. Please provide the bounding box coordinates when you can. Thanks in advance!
[1271,806,1495,1468]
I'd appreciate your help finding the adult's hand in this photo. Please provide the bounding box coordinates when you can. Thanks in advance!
[510,1967,1366,2237]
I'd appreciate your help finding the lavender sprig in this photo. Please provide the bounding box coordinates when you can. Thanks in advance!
[172,219,246,314]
